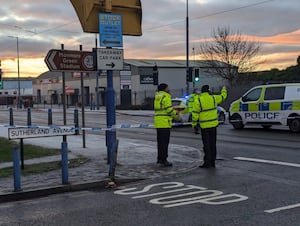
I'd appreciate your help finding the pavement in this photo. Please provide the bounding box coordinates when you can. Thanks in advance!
[0,109,201,202]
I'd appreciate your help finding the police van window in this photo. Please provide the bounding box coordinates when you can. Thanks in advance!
[264,87,285,100]
[242,88,262,102]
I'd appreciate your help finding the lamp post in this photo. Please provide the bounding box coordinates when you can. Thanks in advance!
[95,33,100,110]
[193,47,195,88]
[186,0,190,94]
[8,36,21,109]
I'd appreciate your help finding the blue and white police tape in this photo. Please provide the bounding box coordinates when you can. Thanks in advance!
[0,121,192,131]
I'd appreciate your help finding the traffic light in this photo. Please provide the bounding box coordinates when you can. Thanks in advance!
[187,67,193,82]
[194,68,200,83]
[153,65,158,85]
[70,0,142,36]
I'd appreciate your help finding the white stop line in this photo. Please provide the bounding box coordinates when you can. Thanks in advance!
[234,157,300,168]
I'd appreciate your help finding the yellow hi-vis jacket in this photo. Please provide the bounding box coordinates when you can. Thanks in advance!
[192,87,227,129]
[154,91,177,128]
[187,93,198,113]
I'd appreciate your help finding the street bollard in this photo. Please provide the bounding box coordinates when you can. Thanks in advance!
[61,141,69,185]
[48,108,52,125]
[9,108,14,126]
[74,109,79,135]
[13,147,21,192]
[27,108,31,126]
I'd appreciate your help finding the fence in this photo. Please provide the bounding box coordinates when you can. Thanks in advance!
[0,81,261,110]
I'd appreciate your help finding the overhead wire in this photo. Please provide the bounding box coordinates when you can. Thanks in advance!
[145,0,275,32]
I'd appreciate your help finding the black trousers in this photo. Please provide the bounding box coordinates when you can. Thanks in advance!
[201,127,217,166]
[156,128,171,162]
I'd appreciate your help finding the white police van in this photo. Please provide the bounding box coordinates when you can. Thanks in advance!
[229,83,300,132]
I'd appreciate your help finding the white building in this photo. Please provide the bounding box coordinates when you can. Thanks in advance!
[0,78,33,107]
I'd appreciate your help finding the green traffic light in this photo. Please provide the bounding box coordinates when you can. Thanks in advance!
[194,77,200,82]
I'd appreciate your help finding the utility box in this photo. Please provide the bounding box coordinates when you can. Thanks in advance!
[70,0,142,36]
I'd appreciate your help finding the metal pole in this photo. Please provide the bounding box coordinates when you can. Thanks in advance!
[16,37,21,109]
[13,147,21,192]
[20,138,24,170]
[61,141,69,184]
[9,107,14,126]
[80,45,86,148]
[8,36,21,108]
[186,0,190,94]
[48,108,52,125]
[27,108,31,126]
[61,44,67,143]
[74,109,79,135]
[106,69,116,163]
[193,47,195,88]
[95,34,100,110]
[60,46,69,184]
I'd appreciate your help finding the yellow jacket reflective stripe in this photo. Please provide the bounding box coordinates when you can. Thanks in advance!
[154,91,177,128]
[192,87,227,129]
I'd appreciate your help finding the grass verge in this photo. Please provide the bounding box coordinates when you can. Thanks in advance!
[0,156,90,178]
[0,137,61,163]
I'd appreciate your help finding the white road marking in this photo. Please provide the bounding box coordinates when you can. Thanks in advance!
[114,182,248,208]
[234,157,300,168]
[264,203,300,213]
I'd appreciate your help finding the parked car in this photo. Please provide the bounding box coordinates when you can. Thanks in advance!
[171,98,226,124]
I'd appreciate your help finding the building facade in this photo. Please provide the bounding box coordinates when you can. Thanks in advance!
[0,78,33,107]
[32,59,232,108]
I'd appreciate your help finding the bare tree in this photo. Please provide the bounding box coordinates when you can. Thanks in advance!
[198,26,261,84]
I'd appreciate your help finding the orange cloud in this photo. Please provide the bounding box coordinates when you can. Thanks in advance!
[1,57,47,78]
[258,29,300,45]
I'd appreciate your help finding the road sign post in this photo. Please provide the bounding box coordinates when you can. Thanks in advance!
[70,0,142,181]
[98,12,123,165]
[105,69,116,164]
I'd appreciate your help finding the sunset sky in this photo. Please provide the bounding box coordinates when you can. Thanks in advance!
[0,0,299,78]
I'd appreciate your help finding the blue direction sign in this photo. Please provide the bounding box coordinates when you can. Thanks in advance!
[99,13,123,47]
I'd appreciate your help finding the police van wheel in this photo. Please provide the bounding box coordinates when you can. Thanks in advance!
[289,119,300,133]
[231,115,244,129]
[218,112,226,124]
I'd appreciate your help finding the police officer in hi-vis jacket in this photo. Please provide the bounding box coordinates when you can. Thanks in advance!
[154,83,179,167]
[192,85,227,168]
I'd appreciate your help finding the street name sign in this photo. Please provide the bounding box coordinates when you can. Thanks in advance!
[99,13,123,47]
[8,127,76,139]
[96,48,124,70]
[45,49,94,72]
